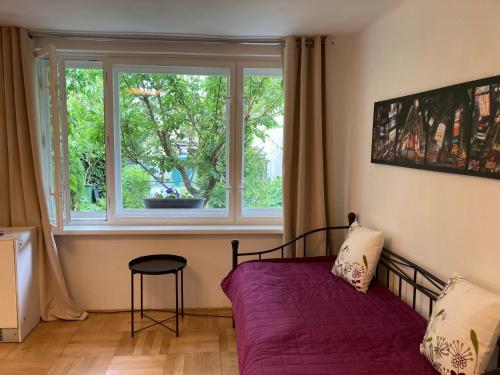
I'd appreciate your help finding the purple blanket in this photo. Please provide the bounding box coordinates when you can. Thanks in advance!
[221,257,437,375]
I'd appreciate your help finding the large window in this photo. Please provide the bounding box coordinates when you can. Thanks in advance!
[115,67,230,218]
[37,54,283,227]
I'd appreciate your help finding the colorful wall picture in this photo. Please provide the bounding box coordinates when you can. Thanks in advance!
[372,102,402,161]
[371,74,500,180]
[395,98,426,165]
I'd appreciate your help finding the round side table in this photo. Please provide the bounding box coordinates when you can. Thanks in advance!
[129,254,187,337]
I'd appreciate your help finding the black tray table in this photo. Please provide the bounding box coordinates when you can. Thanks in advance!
[129,254,187,337]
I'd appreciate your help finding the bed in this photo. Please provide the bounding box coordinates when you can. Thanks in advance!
[221,213,500,375]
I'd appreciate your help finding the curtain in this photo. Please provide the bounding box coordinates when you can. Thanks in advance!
[0,26,87,321]
[282,36,335,257]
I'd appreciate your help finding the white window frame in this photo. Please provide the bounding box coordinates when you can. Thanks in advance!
[35,45,64,231]
[48,52,283,228]
[111,63,233,224]
[239,66,284,220]
[62,60,107,223]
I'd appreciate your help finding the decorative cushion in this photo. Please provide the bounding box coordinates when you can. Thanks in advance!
[420,273,500,375]
[331,221,384,293]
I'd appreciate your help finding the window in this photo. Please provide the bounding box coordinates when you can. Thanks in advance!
[115,66,230,218]
[36,51,283,228]
[65,62,106,221]
[241,68,284,217]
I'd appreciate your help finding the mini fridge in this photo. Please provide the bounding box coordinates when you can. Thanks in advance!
[0,227,40,342]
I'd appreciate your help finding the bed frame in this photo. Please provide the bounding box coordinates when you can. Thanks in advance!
[230,212,500,372]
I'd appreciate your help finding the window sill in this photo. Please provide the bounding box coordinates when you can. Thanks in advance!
[55,224,284,236]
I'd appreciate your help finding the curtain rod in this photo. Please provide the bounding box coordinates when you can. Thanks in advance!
[29,30,284,45]
[29,30,330,47]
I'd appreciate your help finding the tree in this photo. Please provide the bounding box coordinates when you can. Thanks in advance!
[119,72,284,208]
[242,75,284,208]
[66,68,106,211]
[65,68,284,211]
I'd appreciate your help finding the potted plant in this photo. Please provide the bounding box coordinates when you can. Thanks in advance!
[144,187,205,209]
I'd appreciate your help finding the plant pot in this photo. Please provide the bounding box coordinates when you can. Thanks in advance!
[143,198,206,209]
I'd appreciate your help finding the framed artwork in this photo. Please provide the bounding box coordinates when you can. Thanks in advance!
[371,74,500,180]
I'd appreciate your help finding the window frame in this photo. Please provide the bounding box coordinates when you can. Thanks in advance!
[62,60,107,223]
[35,45,65,231]
[110,62,234,224]
[239,66,284,220]
[52,53,283,227]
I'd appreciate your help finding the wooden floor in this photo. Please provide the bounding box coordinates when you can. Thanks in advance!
[0,309,238,375]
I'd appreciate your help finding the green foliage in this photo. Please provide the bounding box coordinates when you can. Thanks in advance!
[68,147,85,209]
[66,68,284,212]
[242,75,284,208]
[78,200,106,212]
[66,67,106,212]
[119,73,228,207]
[122,165,153,209]
[243,144,282,208]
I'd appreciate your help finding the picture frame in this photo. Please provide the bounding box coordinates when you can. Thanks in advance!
[371,74,500,180]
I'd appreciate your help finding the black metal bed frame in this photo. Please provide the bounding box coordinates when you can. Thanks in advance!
[230,212,500,372]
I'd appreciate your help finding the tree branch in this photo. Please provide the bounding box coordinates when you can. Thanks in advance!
[244,78,265,121]
[169,78,204,143]
[156,129,200,197]
[138,94,200,197]
[121,121,169,190]
[211,77,223,130]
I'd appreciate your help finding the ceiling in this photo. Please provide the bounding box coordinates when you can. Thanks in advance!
[0,0,403,37]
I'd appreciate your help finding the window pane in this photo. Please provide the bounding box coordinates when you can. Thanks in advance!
[242,68,284,212]
[65,65,106,219]
[117,68,229,213]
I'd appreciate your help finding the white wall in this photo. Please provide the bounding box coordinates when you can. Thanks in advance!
[56,234,282,310]
[347,0,500,293]
[330,37,357,230]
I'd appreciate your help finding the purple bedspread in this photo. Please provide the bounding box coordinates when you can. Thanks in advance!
[221,257,437,375]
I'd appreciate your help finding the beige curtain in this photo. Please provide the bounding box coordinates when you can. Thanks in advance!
[0,26,87,321]
[282,36,335,257]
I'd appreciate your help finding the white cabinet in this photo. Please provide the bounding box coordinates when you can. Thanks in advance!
[0,228,40,342]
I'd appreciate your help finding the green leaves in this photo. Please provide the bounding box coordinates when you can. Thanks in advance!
[68,68,284,210]
[242,75,284,209]
[66,67,106,211]
[121,165,153,208]
[118,72,231,204]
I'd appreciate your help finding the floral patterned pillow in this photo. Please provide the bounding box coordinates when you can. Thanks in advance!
[331,221,384,293]
[420,273,500,375]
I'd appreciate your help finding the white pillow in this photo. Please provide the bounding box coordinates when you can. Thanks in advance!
[331,221,384,293]
[420,273,500,375]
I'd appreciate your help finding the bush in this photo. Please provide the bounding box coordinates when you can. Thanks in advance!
[69,149,85,210]
[122,165,152,208]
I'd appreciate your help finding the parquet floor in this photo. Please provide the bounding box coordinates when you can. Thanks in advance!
[0,309,238,375]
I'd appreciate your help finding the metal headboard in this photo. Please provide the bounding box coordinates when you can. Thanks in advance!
[376,248,445,315]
